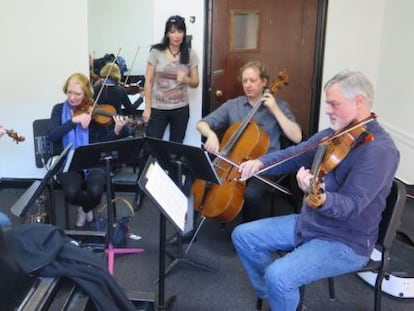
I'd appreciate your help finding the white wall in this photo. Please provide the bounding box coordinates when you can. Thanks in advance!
[375,0,414,184]
[88,0,153,75]
[0,0,88,179]
[322,0,414,184]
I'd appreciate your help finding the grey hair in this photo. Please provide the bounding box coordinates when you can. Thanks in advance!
[324,70,374,107]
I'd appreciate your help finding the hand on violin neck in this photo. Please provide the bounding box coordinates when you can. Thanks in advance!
[113,115,129,135]
[297,167,327,208]
[305,192,326,209]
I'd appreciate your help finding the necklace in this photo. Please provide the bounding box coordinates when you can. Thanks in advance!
[168,46,180,57]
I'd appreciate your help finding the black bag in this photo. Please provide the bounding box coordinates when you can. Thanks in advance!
[92,198,134,247]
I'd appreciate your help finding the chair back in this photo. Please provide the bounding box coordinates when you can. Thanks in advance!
[377,179,407,250]
[33,118,55,168]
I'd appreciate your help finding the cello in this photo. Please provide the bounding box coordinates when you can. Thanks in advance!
[191,71,289,223]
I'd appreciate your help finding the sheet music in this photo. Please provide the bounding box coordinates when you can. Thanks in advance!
[145,161,188,231]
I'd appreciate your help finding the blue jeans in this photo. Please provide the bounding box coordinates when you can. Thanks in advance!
[0,212,12,228]
[232,214,368,311]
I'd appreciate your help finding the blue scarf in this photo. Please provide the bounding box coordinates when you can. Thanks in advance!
[61,100,89,150]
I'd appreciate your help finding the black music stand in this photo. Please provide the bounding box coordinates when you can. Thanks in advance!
[67,137,145,275]
[141,137,220,310]
[11,144,72,222]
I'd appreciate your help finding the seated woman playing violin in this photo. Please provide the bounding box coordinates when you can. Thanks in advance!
[93,63,136,118]
[232,70,400,311]
[48,73,130,227]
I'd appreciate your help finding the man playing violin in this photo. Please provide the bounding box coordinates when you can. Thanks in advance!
[197,60,302,222]
[232,70,399,311]
[48,73,130,228]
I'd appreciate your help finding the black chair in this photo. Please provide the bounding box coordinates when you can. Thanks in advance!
[257,178,407,311]
[327,178,407,311]
[33,118,56,168]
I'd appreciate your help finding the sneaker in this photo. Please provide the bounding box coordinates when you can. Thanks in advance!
[86,210,94,222]
[76,207,87,227]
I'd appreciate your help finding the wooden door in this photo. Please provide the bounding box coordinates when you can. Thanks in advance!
[204,0,328,137]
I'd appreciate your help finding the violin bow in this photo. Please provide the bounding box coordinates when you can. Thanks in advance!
[91,48,122,112]
[123,45,140,86]
[203,145,292,195]
[250,113,377,178]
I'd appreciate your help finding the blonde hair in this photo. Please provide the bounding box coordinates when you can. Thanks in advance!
[62,73,93,100]
[239,61,270,83]
[100,63,122,84]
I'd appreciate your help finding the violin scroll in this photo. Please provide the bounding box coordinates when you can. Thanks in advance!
[73,98,94,115]
[6,129,25,144]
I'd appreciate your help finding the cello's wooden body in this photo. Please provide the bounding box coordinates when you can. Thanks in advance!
[192,120,269,223]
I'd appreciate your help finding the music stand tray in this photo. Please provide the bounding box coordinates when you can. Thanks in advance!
[66,137,145,275]
[144,137,220,185]
[66,137,144,171]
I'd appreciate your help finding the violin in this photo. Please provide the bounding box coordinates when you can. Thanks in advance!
[73,99,142,128]
[4,128,25,143]
[305,120,375,208]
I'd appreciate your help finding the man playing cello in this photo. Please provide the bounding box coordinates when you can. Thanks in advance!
[196,61,302,222]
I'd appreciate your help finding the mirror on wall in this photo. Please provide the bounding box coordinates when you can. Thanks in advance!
[87,0,153,78]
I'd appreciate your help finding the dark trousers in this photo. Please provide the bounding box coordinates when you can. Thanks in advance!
[57,170,106,212]
[242,178,271,222]
[146,106,189,143]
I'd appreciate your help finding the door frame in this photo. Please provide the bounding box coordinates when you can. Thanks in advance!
[202,0,329,136]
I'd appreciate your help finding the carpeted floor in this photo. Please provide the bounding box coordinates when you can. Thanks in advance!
[1,183,414,311]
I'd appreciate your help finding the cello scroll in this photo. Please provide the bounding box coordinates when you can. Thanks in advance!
[269,70,289,94]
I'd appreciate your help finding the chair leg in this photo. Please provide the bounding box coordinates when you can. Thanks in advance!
[328,277,336,301]
[256,297,263,310]
[374,273,385,311]
[297,286,305,310]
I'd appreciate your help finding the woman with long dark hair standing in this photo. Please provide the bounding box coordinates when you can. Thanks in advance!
[143,15,199,143]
